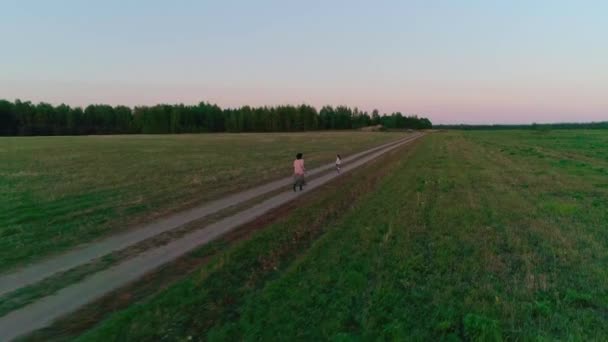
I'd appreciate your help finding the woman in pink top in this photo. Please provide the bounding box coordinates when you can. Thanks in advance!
[293,152,306,192]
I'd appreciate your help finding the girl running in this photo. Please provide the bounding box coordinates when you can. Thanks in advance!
[335,154,342,174]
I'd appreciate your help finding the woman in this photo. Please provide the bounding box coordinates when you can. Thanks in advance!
[293,152,306,192]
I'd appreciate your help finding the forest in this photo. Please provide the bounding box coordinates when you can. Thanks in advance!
[0,99,432,136]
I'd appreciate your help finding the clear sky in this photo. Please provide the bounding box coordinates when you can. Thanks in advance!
[1,0,606,124]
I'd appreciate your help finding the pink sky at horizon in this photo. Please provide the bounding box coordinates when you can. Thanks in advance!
[2,80,605,125]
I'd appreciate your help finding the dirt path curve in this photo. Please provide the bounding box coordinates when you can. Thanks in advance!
[0,134,414,297]
[0,133,423,341]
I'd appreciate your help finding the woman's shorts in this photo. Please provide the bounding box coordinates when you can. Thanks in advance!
[294,174,306,186]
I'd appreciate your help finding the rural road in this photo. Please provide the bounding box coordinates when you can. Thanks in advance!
[0,133,423,341]
[0,134,416,297]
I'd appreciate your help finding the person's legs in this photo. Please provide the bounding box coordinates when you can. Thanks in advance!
[293,175,303,191]
[294,175,302,192]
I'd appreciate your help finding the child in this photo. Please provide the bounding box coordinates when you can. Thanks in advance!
[293,153,306,191]
[335,154,342,174]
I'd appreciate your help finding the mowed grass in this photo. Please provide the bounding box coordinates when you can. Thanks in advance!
[0,132,405,271]
[78,130,608,341]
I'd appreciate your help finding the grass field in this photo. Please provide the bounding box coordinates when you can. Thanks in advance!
[75,130,608,341]
[0,132,406,272]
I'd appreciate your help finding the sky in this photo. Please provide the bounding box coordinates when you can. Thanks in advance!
[1,0,606,124]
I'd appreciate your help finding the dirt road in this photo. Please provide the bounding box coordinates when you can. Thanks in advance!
[0,133,423,341]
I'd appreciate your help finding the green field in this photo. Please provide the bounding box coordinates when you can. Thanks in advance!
[75,130,608,341]
[0,132,406,271]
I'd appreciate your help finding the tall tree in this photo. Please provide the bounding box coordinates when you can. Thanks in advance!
[0,100,16,135]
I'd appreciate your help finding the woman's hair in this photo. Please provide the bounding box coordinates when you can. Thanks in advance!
[296,153,303,160]
[337,154,341,159]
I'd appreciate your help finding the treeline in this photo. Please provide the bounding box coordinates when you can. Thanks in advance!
[436,122,608,130]
[0,99,432,135]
